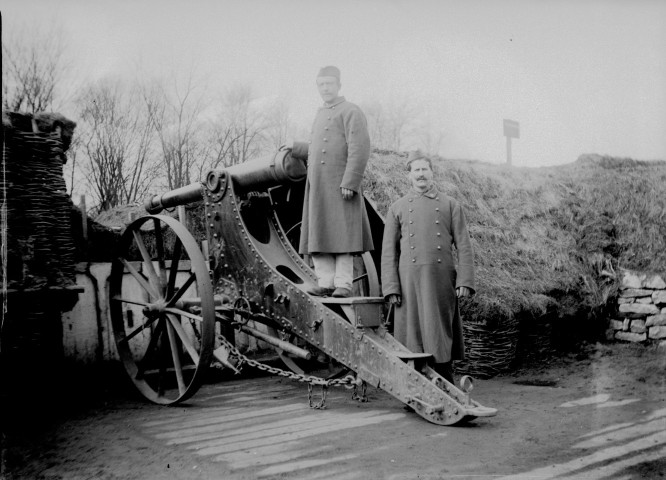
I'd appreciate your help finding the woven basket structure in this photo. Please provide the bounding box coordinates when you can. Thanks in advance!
[455,318,520,379]
[2,111,77,289]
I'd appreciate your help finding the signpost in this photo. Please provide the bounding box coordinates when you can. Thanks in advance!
[503,119,519,165]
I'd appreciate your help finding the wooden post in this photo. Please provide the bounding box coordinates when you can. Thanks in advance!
[503,119,520,166]
[177,206,187,226]
[79,195,88,243]
[79,195,89,259]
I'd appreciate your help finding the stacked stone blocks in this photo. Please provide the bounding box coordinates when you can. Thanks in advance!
[612,270,666,343]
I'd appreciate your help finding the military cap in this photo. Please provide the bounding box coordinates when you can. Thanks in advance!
[406,150,432,170]
[408,150,427,163]
[317,65,341,80]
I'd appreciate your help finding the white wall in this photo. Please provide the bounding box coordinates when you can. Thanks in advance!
[62,263,116,363]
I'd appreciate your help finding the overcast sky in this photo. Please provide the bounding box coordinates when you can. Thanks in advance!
[3,0,665,166]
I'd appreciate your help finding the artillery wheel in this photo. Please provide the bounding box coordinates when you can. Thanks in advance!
[110,215,216,405]
[352,252,380,297]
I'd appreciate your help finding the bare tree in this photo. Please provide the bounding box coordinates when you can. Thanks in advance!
[2,24,70,113]
[63,134,83,198]
[207,84,267,171]
[144,76,209,190]
[362,100,388,150]
[77,79,157,212]
[417,126,445,157]
[264,96,295,152]
[362,97,417,152]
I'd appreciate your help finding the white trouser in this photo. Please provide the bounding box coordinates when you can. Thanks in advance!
[311,253,353,290]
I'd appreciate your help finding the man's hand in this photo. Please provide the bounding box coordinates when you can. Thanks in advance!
[386,294,402,306]
[456,286,472,298]
[340,187,355,200]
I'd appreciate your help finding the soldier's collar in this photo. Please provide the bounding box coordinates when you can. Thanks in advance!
[410,186,439,199]
[322,96,346,109]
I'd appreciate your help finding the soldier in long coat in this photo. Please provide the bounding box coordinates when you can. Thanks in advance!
[299,66,374,297]
[380,151,475,382]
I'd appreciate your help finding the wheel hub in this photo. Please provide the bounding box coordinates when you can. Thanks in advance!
[142,298,167,317]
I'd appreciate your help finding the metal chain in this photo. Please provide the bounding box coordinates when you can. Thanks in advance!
[351,381,368,403]
[215,333,356,409]
[308,383,328,409]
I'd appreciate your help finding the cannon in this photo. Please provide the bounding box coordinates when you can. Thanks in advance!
[109,144,497,425]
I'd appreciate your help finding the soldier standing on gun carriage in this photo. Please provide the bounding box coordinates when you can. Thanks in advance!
[299,66,374,298]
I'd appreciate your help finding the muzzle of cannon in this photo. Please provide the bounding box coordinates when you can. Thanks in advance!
[110,144,496,424]
[144,143,308,214]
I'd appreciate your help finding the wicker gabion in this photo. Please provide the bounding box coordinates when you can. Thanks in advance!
[455,318,520,379]
[2,111,77,289]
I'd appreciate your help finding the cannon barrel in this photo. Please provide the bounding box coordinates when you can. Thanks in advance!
[144,182,204,214]
[144,143,309,214]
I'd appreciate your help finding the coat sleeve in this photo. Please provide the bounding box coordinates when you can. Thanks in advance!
[381,204,402,298]
[340,107,371,192]
[451,201,476,293]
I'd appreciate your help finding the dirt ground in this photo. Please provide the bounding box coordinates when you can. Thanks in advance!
[1,341,665,480]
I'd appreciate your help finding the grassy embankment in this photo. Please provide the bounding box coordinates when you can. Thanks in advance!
[365,152,666,377]
[94,152,666,377]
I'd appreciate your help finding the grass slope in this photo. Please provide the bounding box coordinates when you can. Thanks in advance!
[365,152,666,376]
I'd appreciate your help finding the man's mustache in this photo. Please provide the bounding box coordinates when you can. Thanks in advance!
[416,176,427,181]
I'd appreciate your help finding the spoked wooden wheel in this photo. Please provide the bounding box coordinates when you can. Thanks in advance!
[351,252,381,297]
[110,215,216,405]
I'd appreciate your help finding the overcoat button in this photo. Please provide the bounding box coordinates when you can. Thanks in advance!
[412,259,416,262]
[437,246,441,250]
[409,209,413,212]
[410,246,415,249]
[437,233,441,236]
[435,220,440,224]
[437,259,441,263]
[409,199,413,202]
[323,138,327,142]
[410,233,414,237]
[320,161,325,164]
[409,221,413,224]
[322,149,326,153]
[436,208,439,211]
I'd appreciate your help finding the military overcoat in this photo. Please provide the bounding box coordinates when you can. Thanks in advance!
[380,188,475,363]
[299,97,374,254]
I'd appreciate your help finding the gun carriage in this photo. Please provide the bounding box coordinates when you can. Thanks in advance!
[110,144,496,425]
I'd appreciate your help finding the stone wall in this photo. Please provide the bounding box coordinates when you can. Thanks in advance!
[610,270,666,345]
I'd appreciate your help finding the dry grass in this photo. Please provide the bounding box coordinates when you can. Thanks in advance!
[366,152,666,374]
[96,151,666,375]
